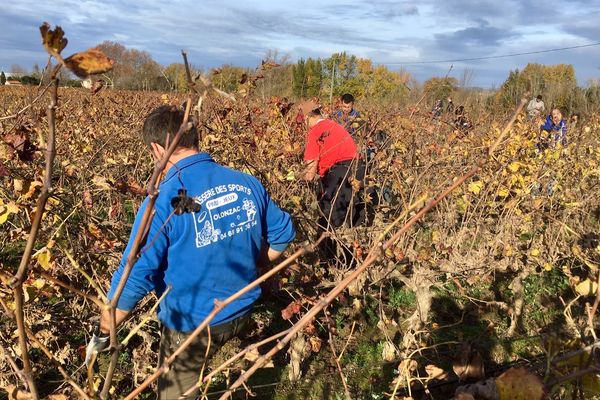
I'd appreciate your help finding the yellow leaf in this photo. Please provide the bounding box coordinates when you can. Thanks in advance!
[92,175,113,191]
[530,249,540,257]
[498,187,510,197]
[6,202,19,214]
[468,180,483,195]
[456,195,470,213]
[431,230,440,242]
[543,263,553,272]
[291,196,302,208]
[575,279,598,297]
[0,208,9,224]
[37,249,52,270]
[33,278,46,290]
[508,162,521,172]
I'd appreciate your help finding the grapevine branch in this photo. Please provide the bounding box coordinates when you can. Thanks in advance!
[8,63,62,400]
[99,53,196,398]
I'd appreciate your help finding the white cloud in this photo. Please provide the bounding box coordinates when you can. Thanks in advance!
[1,0,598,86]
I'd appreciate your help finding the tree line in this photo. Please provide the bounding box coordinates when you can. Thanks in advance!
[3,40,599,114]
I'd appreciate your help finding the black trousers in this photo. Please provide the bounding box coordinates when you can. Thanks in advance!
[319,160,366,228]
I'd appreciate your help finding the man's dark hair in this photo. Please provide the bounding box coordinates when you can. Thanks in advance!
[142,105,198,149]
[536,94,543,100]
[341,93,355,104]
[308,108,323,118]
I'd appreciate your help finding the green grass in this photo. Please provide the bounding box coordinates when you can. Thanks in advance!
[388,286,417,309]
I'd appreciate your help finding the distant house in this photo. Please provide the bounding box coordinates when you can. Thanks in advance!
[6,80,22,86]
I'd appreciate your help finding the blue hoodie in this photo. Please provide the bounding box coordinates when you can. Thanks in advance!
[540,115,567,146]
[107,153,295,332]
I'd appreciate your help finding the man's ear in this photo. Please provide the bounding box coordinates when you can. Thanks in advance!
[150,142,165,161]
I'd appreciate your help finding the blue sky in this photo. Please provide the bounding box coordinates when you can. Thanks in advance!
[1,0,599,87]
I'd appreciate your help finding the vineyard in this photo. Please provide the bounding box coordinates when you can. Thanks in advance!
[1,26,600,400]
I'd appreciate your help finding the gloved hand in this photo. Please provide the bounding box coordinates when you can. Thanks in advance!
[85,331,109,367]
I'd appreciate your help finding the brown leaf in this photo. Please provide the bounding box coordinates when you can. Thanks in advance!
[3,133,27,151]
[453,343,485,381]
[288,333,307,382]
[495,367,544,400]
[127,178,146,196]
[382,341,397,361]
[3,384,33,399]
[309,336,322,353]
[281,301,302,320]
[114,178,146,196]
[398,358,418,375]
[83,191,93,210]
[261,60,281,70]
[425,364,449,380]
[243,349,274,367]
[39,22,68,57]
[91,79,106,95]
[0,163,9,177]
[64,48,114,78]
[303,321,316,335]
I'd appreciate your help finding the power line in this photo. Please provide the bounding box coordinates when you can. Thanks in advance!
[380,42,600,65]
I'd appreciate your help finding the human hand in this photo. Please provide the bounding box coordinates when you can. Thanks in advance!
[85,332,109,367]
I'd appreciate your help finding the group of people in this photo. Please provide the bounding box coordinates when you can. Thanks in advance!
[85,93,370,399]
[85,89,577,398]
[431,97,472,132]
[528,94,570,149]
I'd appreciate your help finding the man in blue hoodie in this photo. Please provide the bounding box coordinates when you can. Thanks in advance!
[539,108,567,150]
[85,105,295,399]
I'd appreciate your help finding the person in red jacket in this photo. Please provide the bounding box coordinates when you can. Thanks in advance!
[298,100,362,228]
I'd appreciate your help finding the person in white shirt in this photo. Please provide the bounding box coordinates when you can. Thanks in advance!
[527,94,545,119]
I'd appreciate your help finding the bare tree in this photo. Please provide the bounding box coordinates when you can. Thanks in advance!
[10,64,27,76]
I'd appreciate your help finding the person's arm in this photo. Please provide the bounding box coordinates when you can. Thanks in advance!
[260,184,296,258]
[105,197,169,320]
[302,159,318,181]
[257,245,284,269]
[540,117,552,132]
[86,197,169,366]
[98,308,130,334]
